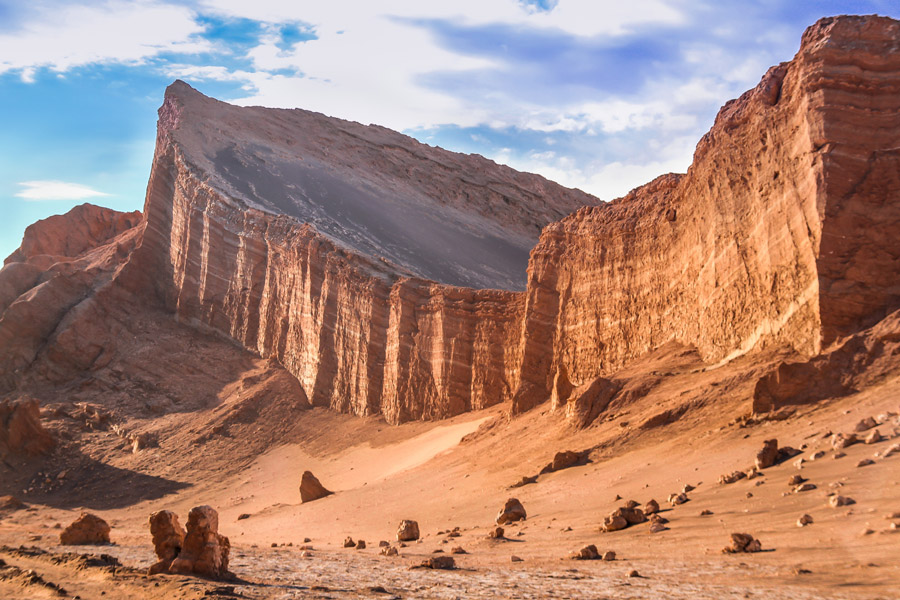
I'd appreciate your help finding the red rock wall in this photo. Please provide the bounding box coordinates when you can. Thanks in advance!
[513,15,900,413]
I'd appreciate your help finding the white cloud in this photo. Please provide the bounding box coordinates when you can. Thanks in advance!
[15,181,112,201]
[0,1,208,79]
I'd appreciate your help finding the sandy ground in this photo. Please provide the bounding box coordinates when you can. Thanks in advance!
[2,318,899,599]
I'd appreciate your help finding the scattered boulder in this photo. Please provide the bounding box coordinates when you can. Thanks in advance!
[451,546,467,554]
[489,526,505,539]
[778,446,802,462]
[832,433,858,450]
[643,499,659,515]
[571,544,600,560]
[624,499,639,509]
[148,510,186,575]
[788,474,805,486]
[397,520,420,542]
[722,533,762,554]
[299,471,333,503]
[668,492,689,506]
[343,537,356,548]
[829,495,855,508]
[510,475,538,488]
[60,513,110,545]
[755,439,779,469]
[649,521,668,533]
[496,498,527,525]
[0,397,55,458]
[380,546,399,556]
[356,540,366,550]
[602,550,616,561]
[540,450,583,474]
[420,556,455,569]
[602,514,628,532]
[809,450,826,460]
[168,506,230,579]
[797,514,813,527]
[719,471,747,484]
[794,483,817,493]
[865,429,883,445]
[0,495,26,512]
[855,417,877,432]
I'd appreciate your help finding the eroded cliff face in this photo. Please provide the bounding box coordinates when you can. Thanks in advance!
[5,16,898,425]
[513,15,900,413]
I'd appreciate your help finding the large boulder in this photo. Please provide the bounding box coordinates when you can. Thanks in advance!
[397,519,420,542]
[60,513,111,545]
[148,510,186,575]
[299,471,333,503]
[0,397,55,458]
[755,439,779,469]
[496,498,527,525]
[168,506,230,579]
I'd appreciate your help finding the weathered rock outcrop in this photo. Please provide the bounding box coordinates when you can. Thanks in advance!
[168,505,230,579]
[299,471,333,503]
[5,16,900,426]
[513,15,900,413]
[148,510,186,575]
[0,397,55,458]
[59,513,111,545]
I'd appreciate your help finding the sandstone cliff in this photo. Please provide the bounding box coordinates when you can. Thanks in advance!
[3,16,899,425]
[513,15,900,413]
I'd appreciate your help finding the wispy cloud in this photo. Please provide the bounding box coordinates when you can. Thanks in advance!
[15,181,111,201]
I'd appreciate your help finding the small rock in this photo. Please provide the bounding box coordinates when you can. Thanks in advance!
[793,483,817,493]
[797,514,813,527]
[722,532,762,553]
[755,439,779,469]
[496,498,527,525]
[628,569,640,578]
[343,537,356,548]
[380,546,399,557]
[864,429,882,445]
[356,540,366,550]
[857,459,875,467]
[421,556,455,569]
[829,495,855,508]
[397,520,420,541]
[489,526,505,539]
[602,550,616,561]
[788,475,805,486]
[855,417,877,432]
[668,492,689,506]
[719,471,747,484]
[236,514,250,521]
[451,546,467,554]
[809,451,825,460]
[378,540,389,547]
[60,513,111,545]
[649,521,668,533]
[510,555,523,562]
[299,471,333,503]
[643,499,659,515]
[571,544,599,560]
[700,509,714,516]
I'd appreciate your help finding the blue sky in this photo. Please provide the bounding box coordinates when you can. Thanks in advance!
[2,0,899,260]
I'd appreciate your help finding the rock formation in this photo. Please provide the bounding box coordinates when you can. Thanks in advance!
[496,498,527,525]
[148,510,186,575]
[299,471,333,503]
[168,505,230,579]
[396,520,420,542]
[59,513,111,545]
[4,16,900,426]
[0,398,55,458]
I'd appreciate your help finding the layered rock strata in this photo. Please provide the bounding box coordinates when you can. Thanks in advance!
[4,16,899,424]
[513,15,900,412]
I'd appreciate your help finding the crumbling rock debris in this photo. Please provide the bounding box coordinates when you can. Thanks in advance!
[168,505,230,579]
[299,471,333,503]
[496,498,527,525]
[723,533,762,554]
[397,520,420,542]
[60,513,111,545]
[719,471,747,484]
[148,510,186,575]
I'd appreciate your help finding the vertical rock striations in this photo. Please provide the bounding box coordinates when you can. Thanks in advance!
[513,15,900,413]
